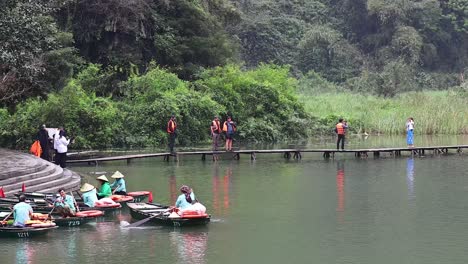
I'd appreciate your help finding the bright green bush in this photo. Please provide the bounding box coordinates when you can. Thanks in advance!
[195,64,312,142]
[0,80,121,149]
[120,67,225,147]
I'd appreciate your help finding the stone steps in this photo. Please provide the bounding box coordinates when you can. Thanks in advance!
[40,169,81,194]
[3,166,64,195]
[0,149,81,197]
[0,153,48,180]
[0,162,57,187]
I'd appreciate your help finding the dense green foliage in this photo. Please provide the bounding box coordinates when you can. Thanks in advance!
[0,64,312,149]
[1,0,467,149]
[231,0,467,95]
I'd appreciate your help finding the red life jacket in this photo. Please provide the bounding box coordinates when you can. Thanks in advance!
[167,119,177,133]
[336,123,345,135]
[212,120,221,134]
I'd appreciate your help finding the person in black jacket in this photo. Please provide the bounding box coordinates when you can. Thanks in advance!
[36,124,51,161]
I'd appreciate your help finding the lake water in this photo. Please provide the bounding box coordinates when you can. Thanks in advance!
[1,135,467,264]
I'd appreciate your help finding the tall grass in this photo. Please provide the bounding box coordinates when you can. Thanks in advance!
[301,90,468,135]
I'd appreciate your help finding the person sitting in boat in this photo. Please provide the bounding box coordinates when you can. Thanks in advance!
[80,183,98,207]
[96,175,112,199]
[175,185,197,210]
[54,189,77,217]
[110,171,127,195]
[13,195,33,227]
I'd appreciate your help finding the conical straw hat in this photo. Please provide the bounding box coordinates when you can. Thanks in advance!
[80,183,95,193]
[96,175,109,182]
[111,171,125,179]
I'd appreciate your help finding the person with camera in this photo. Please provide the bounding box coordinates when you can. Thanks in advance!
[55,130,74,168]
[406,117,415,147]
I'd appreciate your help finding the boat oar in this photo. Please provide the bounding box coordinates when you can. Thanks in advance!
[70,192,80,212]
[126,211,166,228]
[43,204,56,223]
[1,209,14,224]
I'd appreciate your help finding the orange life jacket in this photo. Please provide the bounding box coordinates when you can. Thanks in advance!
[167,119,177,133]
[212,120,221,134]
[336,123,345,135]
[30,140,42,157]
[223,121,236,133]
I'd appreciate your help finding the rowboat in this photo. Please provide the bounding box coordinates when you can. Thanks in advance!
[127,191,151,202]
[0,210,104,227]
[0,226,58,238]
[17,190,150,203]
[127,202,210,227]
[52,210,104,227]
[0,203,120,214]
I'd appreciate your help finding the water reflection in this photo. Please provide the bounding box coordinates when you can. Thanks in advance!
[169,230,208,264]
[336,161,345,224]
[169,174,178,205]
[406,158,415,201]
[63,231,78,263]
[15,241,36,264]
[212,165,231,217]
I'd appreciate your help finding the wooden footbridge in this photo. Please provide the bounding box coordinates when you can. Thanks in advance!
[67,145,467,164]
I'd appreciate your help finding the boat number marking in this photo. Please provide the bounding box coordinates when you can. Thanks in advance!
[17,232,30,238]
[68,221,81,226]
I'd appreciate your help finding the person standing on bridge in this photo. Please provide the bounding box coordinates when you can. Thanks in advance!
[335,118,347,150]
[211,116,221,151]
[222,116,236,151]
[167,114,177,154]
[406,117,415,148]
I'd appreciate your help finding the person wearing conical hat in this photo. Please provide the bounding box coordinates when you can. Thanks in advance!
[110,171,127,195]
[80,183,98,207]
[96,175,111,199]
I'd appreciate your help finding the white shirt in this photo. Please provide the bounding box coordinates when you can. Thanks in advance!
[53,135,59,150]
[406,120,414,131]
[55,136,70,153]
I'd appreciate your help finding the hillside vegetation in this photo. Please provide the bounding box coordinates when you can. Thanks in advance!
[1,0,467,149]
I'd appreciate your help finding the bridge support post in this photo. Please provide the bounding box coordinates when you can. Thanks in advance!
[250,152,256,160]
[126,158,131,164]
[293,151,302,160]
[373,151,380,158]
[201,154,206,161]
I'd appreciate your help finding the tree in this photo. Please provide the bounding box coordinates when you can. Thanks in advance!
[297,25,363,82]
[442,0,468,33]
[0,0,62,104]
